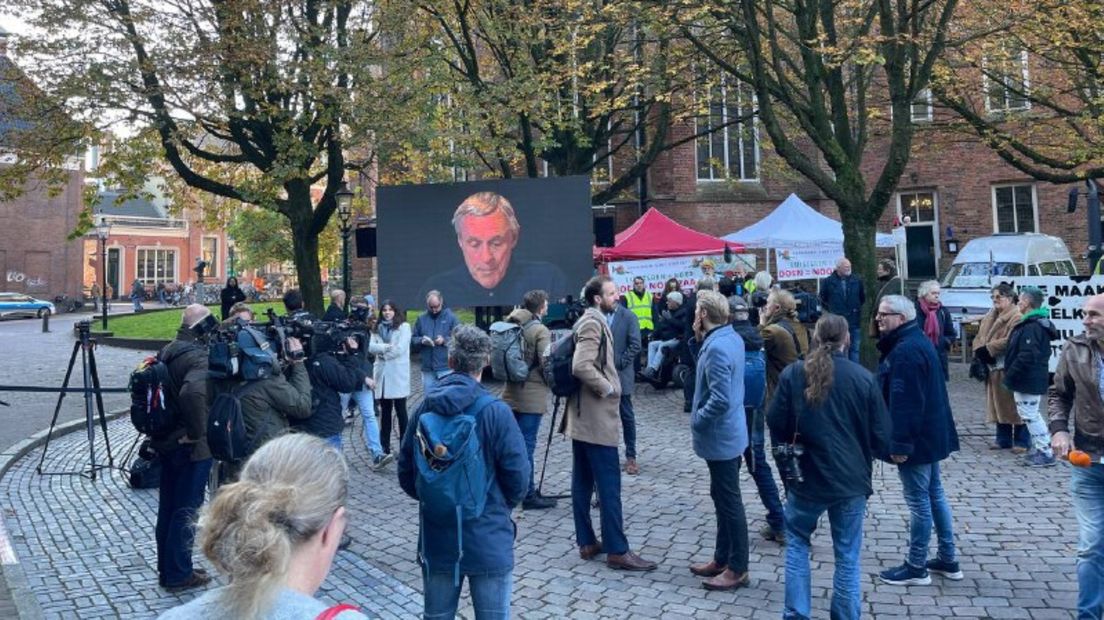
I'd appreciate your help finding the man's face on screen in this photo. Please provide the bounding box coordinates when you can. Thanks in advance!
[457,212,517,289]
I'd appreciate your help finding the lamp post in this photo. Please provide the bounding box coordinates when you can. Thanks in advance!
[95,214,111,330]
[336,182,354,313]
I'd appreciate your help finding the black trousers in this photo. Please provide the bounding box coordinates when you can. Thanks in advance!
[379,397,408,454]
[707,456,749,572]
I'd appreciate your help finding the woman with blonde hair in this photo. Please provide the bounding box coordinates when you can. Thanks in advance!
[158,434,367,620]
[973,283,1028,452]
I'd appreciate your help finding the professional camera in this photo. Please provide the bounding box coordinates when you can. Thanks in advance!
[263,308,317,361]
[772,443,805,486]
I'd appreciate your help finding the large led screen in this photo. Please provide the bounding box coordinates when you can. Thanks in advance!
[377,176,594,309]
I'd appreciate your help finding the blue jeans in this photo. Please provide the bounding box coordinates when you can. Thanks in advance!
[898,461,956,568]
[513,412,542,498]
[326,434,343,450]
[848,327,860,362]
[342,388,383,457]
[422,369,451,396]
[1072,463,1104,620]
[783,494,867,620]
[571,440,628,555]
[646,339,678,371]
[423,570,511,619]
[747,408,785,532]
[155,446,213,585]
[131,295,143,312]
[619,395,636,460]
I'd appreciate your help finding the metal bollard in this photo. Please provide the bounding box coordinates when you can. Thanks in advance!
[42,312,50,333]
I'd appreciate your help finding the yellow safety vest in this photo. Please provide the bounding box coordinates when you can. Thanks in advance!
[624,290,654,331]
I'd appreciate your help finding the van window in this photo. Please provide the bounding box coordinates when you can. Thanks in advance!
[1037,261,1076,276]
[941,262,1024,288]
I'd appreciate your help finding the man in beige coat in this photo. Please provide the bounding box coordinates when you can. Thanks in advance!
[567,276,658,572]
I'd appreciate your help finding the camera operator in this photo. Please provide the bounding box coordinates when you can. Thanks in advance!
[766,314,890,619]
[282,288,316,321]
[216,319,313,482]
[153,304,217,591]
[295,328,370,450]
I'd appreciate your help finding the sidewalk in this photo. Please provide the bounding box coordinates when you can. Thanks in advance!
[0,365,1081,618]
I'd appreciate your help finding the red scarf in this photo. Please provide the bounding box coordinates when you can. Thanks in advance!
[919,298,942,348]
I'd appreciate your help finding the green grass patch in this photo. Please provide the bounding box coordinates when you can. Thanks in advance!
[94,303,477,341]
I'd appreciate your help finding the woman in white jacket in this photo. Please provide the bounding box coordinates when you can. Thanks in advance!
[369,300,411,454]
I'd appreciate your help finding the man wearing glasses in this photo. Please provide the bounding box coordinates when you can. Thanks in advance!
[874,295,963,587]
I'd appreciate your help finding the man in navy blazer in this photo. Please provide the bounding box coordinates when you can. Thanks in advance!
[687,290,750,591]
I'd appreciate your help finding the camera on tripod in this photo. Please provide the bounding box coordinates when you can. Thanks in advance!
[772,443,805,486]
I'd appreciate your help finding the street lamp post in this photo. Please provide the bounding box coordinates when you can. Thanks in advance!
[228,240,236,279]
[95,214,111,330]
[336,182,354,313]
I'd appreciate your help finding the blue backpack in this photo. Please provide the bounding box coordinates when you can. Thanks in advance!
[744,350,767,409]
[413,393,496,580]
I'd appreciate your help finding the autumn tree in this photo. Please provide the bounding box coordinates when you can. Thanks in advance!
[934,1,1104,182]
[407,0,743,204]
[672,0,958,360]
[3,0,425,314]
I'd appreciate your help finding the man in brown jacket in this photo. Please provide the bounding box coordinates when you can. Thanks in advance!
[567,276,657,571]
[1048,293,1104,619]
[502,289,556,510]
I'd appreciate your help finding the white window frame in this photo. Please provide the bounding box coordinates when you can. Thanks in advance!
[135,247,178,286]
[910,88,933,123]
[895,190,941,279]
[983,50,1031,114]
[991,183,1039,234]
[695,77,760,183]
[202,236,219,278]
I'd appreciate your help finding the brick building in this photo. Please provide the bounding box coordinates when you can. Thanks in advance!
[603,63,1090,280]
[0,28,85,301]
[87,188,228,299]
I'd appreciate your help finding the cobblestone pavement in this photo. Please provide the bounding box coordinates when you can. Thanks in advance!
[0,360,1083,619]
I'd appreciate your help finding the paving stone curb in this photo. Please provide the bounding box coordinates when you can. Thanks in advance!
[0,409,127,620]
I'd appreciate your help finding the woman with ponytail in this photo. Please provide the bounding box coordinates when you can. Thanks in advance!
[766,314,891,620]
[158,434,367,620]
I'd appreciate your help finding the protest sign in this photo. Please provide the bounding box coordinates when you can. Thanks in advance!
[606,254,758,295]
[775,243,844,281]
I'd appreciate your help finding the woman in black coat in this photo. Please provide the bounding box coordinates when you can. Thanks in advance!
[220,277,246,320]
[1003,286,1059,467]
[913,280,956,380]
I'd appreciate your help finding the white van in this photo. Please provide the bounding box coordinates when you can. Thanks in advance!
[940,233,1077,319]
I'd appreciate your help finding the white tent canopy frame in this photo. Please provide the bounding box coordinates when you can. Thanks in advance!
[723,193,899,275]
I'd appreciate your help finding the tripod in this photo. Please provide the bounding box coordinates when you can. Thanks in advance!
[536,397,571,500]
[36,321,115,479]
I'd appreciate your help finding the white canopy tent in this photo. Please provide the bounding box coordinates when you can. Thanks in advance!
[724,193,898,275]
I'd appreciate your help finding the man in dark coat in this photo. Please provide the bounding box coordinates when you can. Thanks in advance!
[322,289,348,322]
[154,304,215,590]
[874,295,962,587]
[1004,286,1059,467]
[611,301,642,475]
[294,330,367,448]
[397,324,529,618]
[820,257,865,361]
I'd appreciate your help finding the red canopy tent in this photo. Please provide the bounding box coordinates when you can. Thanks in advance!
[593,208,743,261]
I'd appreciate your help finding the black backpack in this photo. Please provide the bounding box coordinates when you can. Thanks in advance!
[544,324,607,398]
[207,381,264,462]
[129,345,197,436]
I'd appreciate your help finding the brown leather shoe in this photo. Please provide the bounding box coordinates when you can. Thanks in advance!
[624,458,640,476]
[579,543,603,560]
[163,571,212,591]
[607,550,658,571]
[689,560,727,577]
[702,569,750,591]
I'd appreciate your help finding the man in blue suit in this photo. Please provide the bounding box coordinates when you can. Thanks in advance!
[687,290,750,591]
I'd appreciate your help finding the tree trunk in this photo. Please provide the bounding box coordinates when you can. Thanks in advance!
[290,220,324,316]
[839,208,880,368]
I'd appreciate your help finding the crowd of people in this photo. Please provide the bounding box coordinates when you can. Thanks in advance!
[144,251,1103,620]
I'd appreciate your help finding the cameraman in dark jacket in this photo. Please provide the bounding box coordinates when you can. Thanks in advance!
[296,329,368,449]
[1004,286,1060,467]
[154,304,216,591]
[767,314,890,618]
